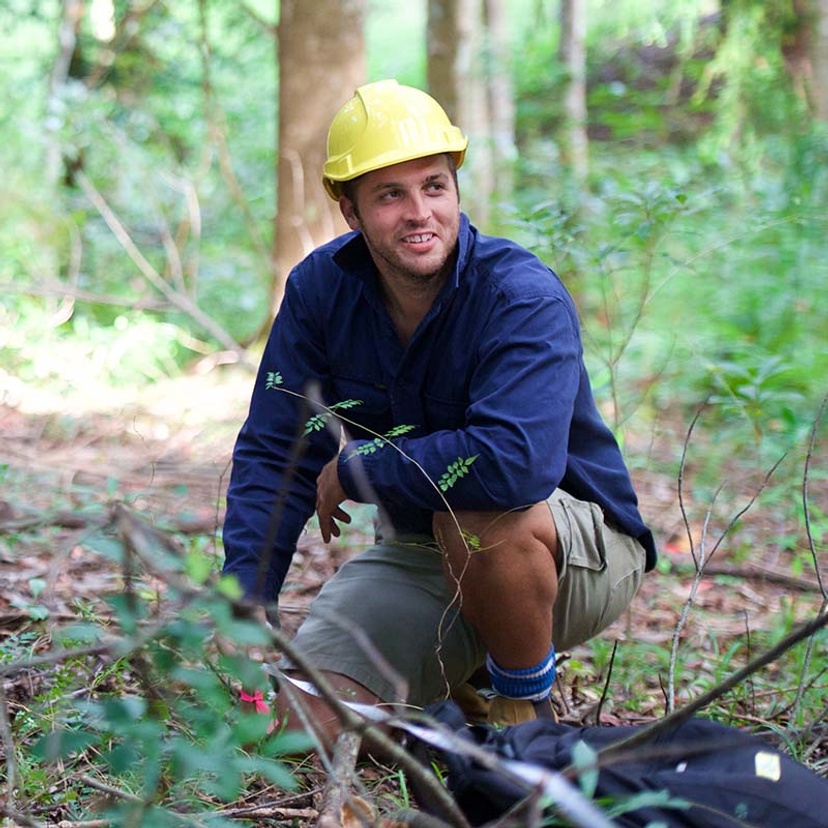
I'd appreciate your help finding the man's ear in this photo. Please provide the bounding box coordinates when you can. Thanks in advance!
[339,196,360,230]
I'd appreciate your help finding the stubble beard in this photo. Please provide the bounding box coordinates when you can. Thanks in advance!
[363,226,459,295]
[383,250,454,290]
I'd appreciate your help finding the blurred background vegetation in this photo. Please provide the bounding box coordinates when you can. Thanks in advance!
[1,0,825,461]
[1,2,827,824]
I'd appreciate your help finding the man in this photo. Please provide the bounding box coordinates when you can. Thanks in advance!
[222,79,656,740]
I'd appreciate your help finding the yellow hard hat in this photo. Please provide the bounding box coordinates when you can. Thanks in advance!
[322,79,468,200]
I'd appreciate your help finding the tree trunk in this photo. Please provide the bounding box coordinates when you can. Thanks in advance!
[427,0,462,122]
[558,0,589,184]
[809,0,828,120]
[484,0,516,201]
[46,0,85,188]
[273,0,365,314]
[427,0,493,228]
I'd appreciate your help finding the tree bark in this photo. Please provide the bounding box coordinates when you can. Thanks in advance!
[274,0,365,314]
[484,0,517,201]
[428,0,497,228]
[559,0,589,184]
[427,0,462,122]
[46,0,85,188]
[809,0,828,120]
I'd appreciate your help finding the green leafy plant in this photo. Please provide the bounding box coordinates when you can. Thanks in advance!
[265,371,284,389]
[303,399,362,435]
[8,556,312,826]
[438,455,480,492]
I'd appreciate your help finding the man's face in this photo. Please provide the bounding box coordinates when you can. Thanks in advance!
[339,154,461,287]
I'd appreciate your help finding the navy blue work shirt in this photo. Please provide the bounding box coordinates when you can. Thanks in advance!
[222,213,656,602]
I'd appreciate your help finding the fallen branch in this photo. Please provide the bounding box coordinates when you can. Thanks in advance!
[601,608,828,761]
[316,732,370,827]
[664,555,824,593]
[0,507,217,537]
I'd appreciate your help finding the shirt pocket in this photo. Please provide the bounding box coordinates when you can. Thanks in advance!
[423,392,468,432]
[329,371,392,438]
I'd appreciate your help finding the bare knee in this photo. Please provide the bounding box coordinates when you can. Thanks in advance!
[433,503,558,569]
[272,670,382,752]
[433,504,560,616]
[433,505,560,665]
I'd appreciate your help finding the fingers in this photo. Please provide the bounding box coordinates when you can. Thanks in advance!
[316,455,351,543]
[319,505,352,543]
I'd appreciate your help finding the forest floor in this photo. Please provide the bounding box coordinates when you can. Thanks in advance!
[1,364,827,825]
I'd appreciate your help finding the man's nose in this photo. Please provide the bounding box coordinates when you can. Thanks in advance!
[404,191,431,222]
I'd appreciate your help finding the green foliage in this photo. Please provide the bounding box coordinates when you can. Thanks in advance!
[345,425,417,458]
[349,437,387,457]
[695,1,813,172]
[366,1,425,85]
[506,139,826,468]
[0,0,275,369]
[304,399,363,436]
[7,532,310,822]
[438,455,480,492]
[1,303,194,392]
[702,349,806,444]
[3,3,828,820]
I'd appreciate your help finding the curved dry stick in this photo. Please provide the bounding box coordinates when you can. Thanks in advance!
[74,170,247,358]
[792,392,828,721]
[601,609,828,762]
[0,681,19,816]
[802,391,828,599]
[667,399,785,712]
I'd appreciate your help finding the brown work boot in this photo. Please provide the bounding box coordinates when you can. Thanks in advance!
[488,694,558,726]
[450,682,491,724]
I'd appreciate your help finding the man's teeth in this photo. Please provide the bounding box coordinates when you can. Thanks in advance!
[406,233,433,243]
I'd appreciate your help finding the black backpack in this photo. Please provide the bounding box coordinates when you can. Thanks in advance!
[414,700,828,827]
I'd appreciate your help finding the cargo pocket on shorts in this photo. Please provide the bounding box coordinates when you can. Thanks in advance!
[548,493,616,650]
[553,495,608,585]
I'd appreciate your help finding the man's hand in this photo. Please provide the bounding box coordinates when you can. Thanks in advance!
[316,456,351,543]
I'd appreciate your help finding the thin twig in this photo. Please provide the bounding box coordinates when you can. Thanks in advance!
[74,170,247,358]
[0,680,20,814]
[794,393,828,720]
[594,641,618,726]
[802,391,828,598]
[667,400,785,712]
[78,774,143,804]
[601,609,828,761]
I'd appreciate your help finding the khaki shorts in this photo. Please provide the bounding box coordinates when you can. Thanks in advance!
[280,489,646,706]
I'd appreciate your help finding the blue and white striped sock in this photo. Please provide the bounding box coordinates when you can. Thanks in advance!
[486,645,556,702]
